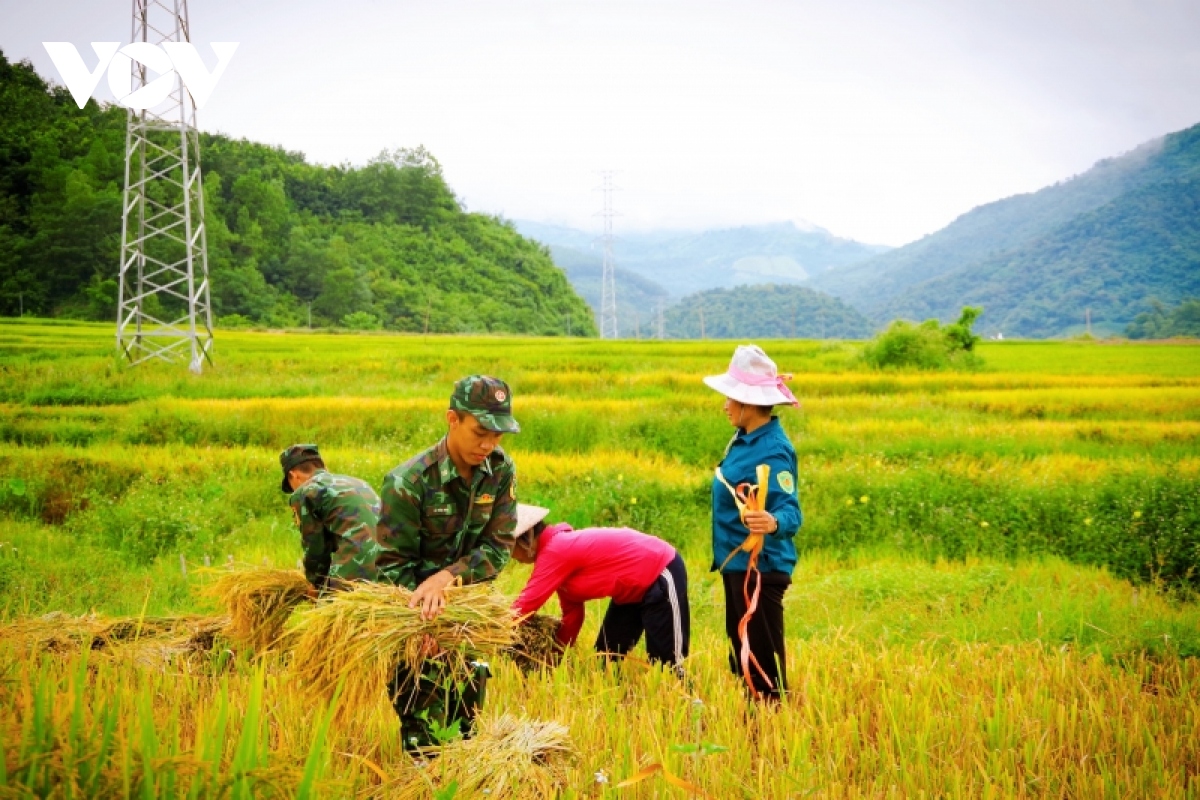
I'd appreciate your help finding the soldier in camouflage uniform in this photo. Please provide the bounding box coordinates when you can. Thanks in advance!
[280,444,383,591]
[374,376,520,751]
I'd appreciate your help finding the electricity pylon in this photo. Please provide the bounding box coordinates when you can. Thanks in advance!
[117,0,213,373]
[597,170,618,339]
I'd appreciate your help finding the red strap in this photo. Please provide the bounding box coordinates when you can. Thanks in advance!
[738,546,773,697]
[723,467,774,698]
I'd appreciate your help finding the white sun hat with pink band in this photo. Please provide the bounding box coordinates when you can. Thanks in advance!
[703,344,800,408]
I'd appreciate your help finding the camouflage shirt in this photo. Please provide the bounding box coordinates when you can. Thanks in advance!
[375,437,517,589]
[288,470,383,588]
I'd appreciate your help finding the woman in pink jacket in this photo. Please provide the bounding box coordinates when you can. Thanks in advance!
[510,504,690,671]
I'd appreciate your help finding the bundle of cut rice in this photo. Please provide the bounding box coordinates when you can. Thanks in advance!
[0,611,122,653]
[506,613,563,672]
[286,581,518,713]
[1,612,229,657]
[109,615,232,670]
[393,715,576,799]
[201,566,311,652]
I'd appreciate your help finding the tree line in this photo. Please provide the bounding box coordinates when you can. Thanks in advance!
[1125,298,1200,339]
[0,52,596,335]
[663,283,874,339]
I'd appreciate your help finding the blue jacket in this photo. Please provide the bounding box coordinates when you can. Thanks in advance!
[710,417,802,575]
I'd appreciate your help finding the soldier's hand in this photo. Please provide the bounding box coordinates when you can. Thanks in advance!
[410,570,456,621]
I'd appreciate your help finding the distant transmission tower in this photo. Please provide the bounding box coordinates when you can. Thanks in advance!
[597,170,619,339]
[117,0,213,373]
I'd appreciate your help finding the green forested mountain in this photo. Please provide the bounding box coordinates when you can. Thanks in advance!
[0,52,595,335]
[664,284,874,339]
[875,176,1200,337]
[812,122,1200,337]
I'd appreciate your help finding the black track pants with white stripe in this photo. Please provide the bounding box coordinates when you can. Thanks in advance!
[594,552,690,667]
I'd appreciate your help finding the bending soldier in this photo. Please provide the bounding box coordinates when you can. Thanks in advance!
[374,376,520,751]
[280,443,383,592]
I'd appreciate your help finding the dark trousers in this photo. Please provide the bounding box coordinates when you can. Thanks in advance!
[595,552,690,667]
[722,570,790,698]
[387,660,489,752]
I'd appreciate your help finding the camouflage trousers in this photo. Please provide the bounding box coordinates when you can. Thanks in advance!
[387,659,490,752]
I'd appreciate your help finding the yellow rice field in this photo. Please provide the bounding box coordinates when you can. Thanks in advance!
[1,321,1198,797]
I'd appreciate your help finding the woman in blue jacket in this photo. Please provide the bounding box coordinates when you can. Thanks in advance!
[704,344,802,700]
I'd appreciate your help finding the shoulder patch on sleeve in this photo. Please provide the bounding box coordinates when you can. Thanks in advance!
[777,471,796,495]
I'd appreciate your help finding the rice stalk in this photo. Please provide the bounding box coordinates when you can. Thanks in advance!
[1,612,229,656]
[506,614,562,672]
[389,715,576,800]
[201,566,312,652]
[109,617,232,672]
[286,582,518,713]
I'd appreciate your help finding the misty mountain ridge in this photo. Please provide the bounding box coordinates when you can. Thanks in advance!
[515,219,891,299]
[543,243,670,337]
[810,123,1200,337]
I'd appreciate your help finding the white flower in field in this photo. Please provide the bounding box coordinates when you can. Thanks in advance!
[595,770,609,784]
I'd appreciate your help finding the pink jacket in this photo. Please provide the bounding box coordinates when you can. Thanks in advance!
[512,523,676,645]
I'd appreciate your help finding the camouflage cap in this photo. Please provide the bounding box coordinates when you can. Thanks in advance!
[449,375,520,433]
[279,443,322,493]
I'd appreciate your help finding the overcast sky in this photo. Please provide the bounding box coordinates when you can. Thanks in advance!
[4,0,1200,246]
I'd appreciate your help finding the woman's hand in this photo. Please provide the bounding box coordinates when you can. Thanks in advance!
[742,510,778,535]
